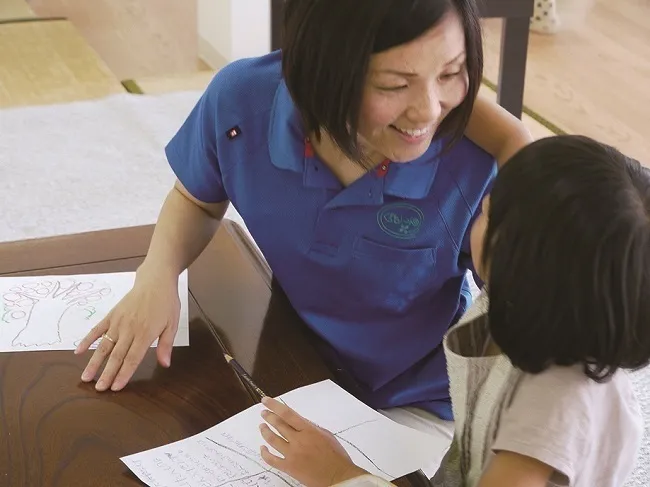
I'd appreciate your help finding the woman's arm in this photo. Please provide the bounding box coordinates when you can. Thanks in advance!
[76,179,228,391]
[136,179,228,282]
[478,451,553,487]
[465,95,534,168]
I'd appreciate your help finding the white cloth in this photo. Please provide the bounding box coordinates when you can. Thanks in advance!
[0,92,253,247]
[379,407,454,479]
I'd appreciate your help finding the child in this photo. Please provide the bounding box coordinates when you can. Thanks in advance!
[257,135,649,487]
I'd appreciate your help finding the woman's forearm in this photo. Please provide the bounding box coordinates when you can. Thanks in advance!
[136,182,229,283]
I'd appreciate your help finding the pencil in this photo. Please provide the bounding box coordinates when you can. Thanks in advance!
[224,353,268,401]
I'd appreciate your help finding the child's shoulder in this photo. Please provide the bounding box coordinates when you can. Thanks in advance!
[520,364,637,402]
[496,366,644,485]
[514,365,642,428]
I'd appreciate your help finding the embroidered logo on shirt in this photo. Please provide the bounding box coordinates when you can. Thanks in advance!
[226,126,242,139]
[377,203,424,239]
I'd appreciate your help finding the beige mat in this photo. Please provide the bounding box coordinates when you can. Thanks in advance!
[0,19,124,108]
[0,0,35,20]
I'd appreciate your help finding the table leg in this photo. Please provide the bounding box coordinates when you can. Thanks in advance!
[496,16,531,119]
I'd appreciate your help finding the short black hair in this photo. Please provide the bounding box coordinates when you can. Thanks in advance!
[484,135,650,382]
[281,0,483,163]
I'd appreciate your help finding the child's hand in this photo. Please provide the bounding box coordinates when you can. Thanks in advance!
[259,396,367,487]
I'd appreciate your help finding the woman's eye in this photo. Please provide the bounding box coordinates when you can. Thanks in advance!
[377,85,408,92]
[441,71,462,80]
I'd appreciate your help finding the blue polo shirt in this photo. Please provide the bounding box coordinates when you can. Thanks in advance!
[165,50,496,420]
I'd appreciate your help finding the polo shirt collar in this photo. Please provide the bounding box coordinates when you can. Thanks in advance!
[268,80,305,172]
[268,81,442,200]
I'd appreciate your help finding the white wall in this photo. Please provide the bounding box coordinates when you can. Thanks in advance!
[198,0,271,69]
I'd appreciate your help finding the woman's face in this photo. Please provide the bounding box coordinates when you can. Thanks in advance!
[470,195,490,282]
[358,10,469,164]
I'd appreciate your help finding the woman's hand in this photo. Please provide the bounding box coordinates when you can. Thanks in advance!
[259,397,367,487]
[74,266,181,392]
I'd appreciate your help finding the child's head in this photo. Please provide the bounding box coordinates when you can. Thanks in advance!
[471,135,650,381]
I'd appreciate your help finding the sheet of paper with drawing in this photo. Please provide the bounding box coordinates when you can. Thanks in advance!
[0,271,189,351]
[121,380,442,487]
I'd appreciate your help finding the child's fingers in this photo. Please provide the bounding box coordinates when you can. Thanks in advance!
[260,445,284,469]
[261,397,310,431]
[259,423,289,455]
[261,410,297,440]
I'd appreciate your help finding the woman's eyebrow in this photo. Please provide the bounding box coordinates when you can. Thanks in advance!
[374,52,467,77]
[374,69,418,77]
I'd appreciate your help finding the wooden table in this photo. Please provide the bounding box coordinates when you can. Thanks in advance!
[0,221,332,486]
[0,19,124,108]
[269,0,534,119]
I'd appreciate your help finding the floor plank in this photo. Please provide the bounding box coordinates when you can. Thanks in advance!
[27,0,207,80]
[0,0,35,20]
[482,0,650,164]
[0,20,124,108]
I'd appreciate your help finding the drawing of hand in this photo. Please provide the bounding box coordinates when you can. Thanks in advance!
[74,267,180,392]
[259,397,367,487]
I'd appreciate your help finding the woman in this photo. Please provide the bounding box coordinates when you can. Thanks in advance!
[76,0,531,469]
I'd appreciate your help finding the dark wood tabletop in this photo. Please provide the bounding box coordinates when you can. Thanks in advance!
[0,221,415,487]
[0,222,264,486]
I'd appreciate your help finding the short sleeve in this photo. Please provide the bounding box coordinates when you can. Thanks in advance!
[491,367,642,485]
[165,76,228,203]
[459,179,493,288]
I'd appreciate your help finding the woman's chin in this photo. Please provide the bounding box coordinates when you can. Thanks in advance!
[388,142,435,163]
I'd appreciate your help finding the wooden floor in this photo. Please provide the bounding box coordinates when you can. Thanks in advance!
[1,0,35,19]
[483,0,649,164]
[27,0,208,80]
[26,0,649,165]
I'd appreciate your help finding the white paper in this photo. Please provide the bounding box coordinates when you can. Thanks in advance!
[121,380,441,487]
[0,270,189,351]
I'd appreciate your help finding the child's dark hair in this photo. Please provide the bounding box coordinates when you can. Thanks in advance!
[484,135,650,381]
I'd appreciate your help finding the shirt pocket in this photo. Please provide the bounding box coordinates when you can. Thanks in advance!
[349,236,437,313]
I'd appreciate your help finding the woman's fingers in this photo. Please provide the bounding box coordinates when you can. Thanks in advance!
[156,320,176,368]
[75,316,110,355]
[95,332,135,391]
[81,329,117,384]
[75,276,180,392]
[110,332,156,391]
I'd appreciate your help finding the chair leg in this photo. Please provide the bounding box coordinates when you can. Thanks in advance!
[496,17,531,119]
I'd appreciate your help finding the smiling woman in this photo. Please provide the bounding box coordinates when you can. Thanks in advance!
[75,0,533,478]
[282,0,483,169]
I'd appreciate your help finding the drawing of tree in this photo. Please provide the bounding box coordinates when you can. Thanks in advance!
[2,278,112,347]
